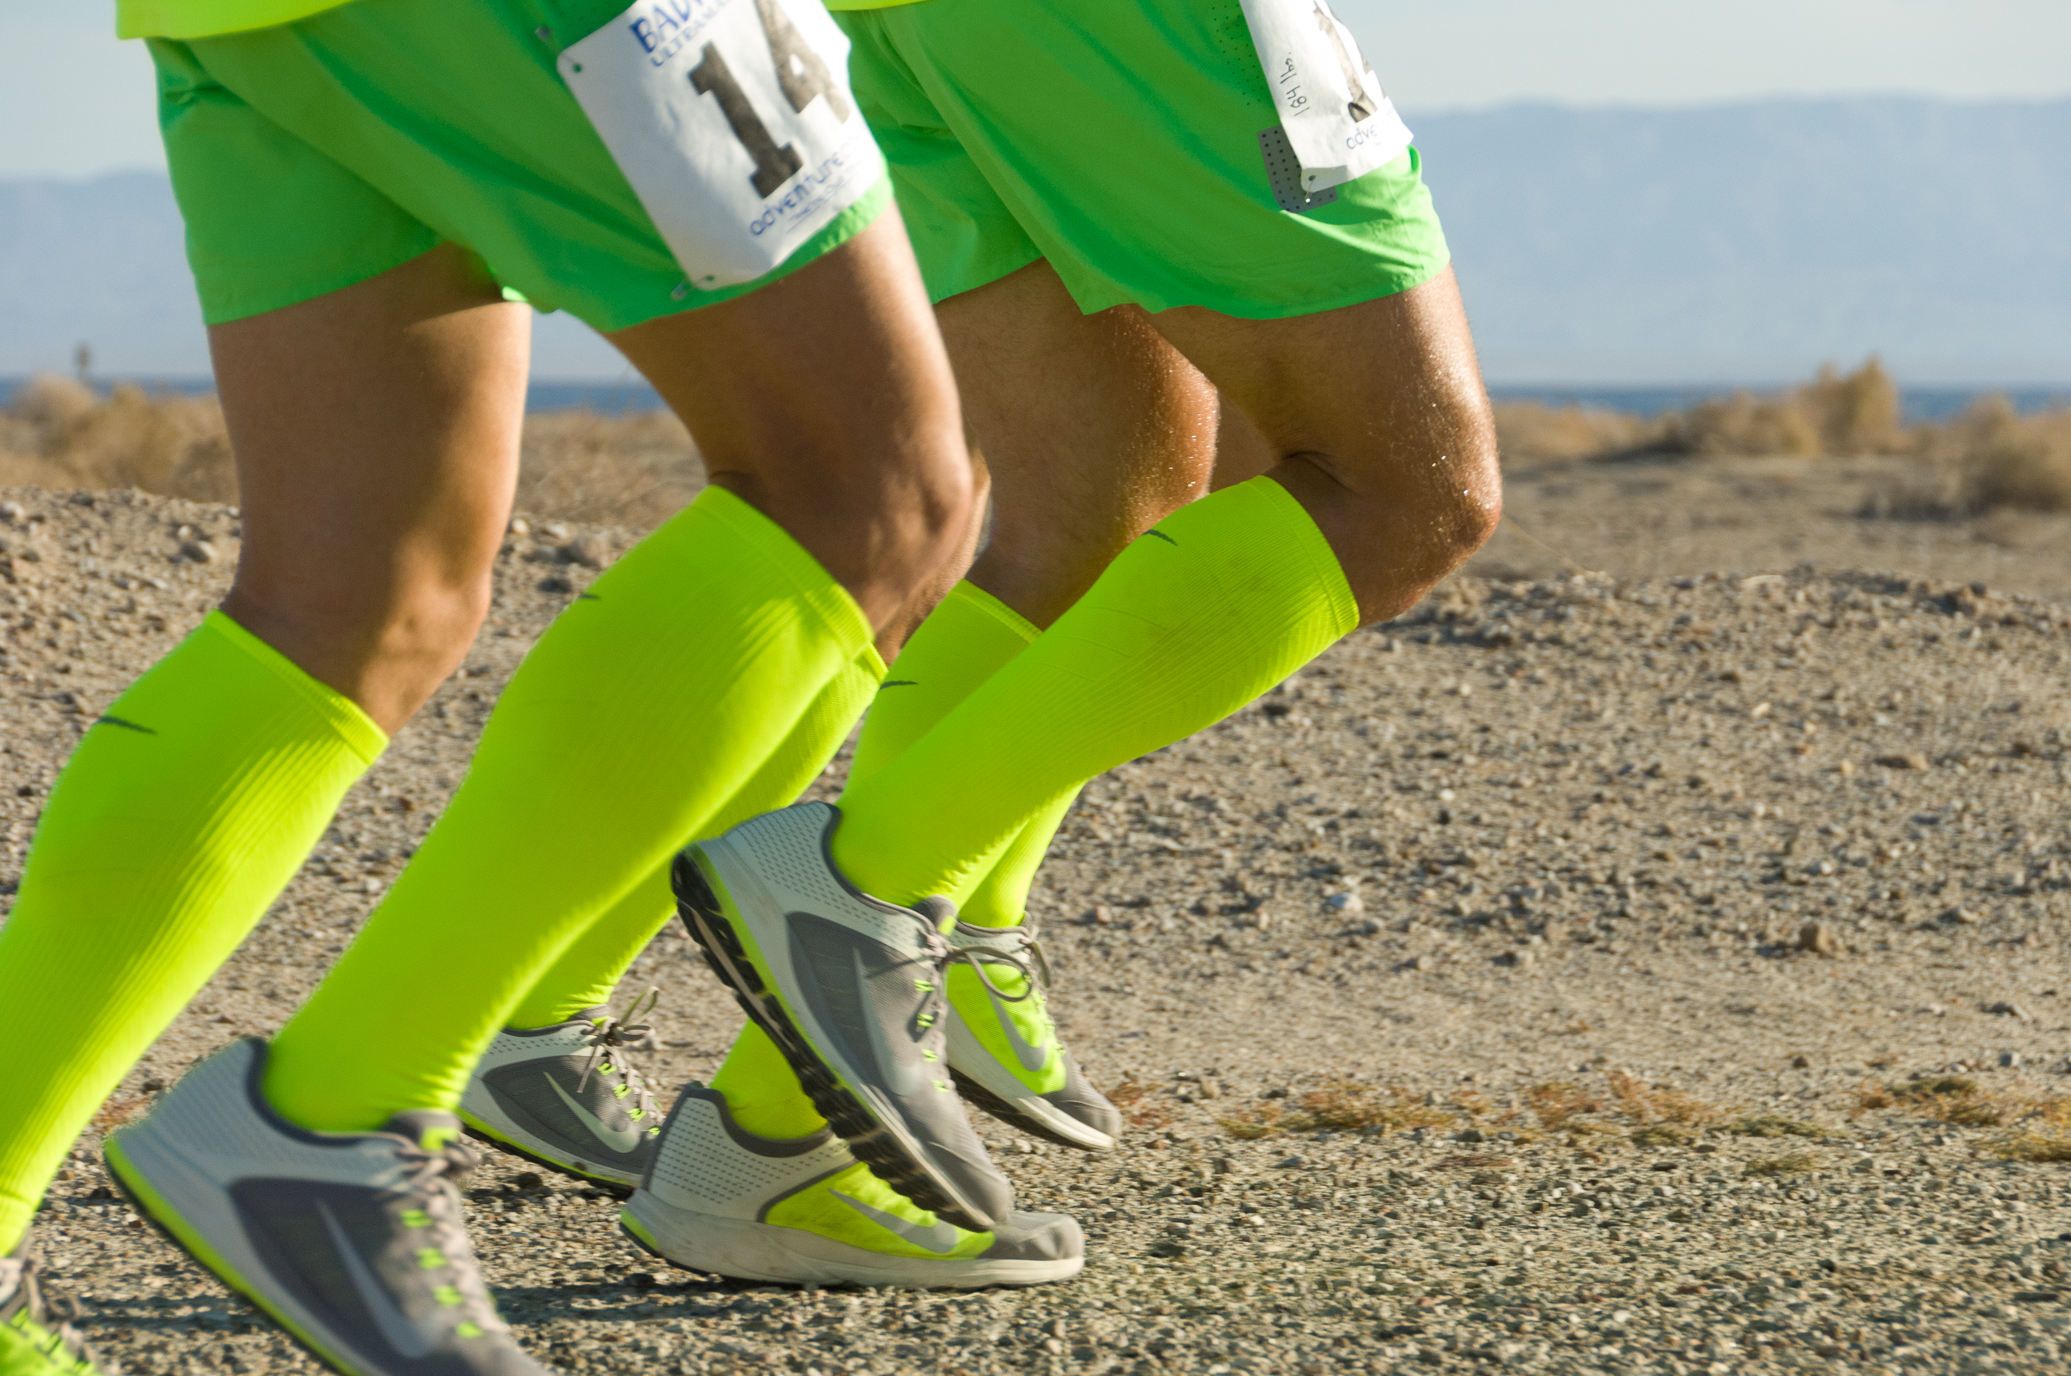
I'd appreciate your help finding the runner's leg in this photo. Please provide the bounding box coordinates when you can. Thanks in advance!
[0,243,526,1252]
[264,216,975,1132]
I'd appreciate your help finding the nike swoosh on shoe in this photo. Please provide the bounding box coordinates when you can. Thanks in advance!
[828,1191,958,1255]
[316,1199,436,1362]
[975,976,1051,1075]
[545,1074,647,1155]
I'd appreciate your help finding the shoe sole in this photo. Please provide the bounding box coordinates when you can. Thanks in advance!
[947,1069,1116,1152]
[673,847,995,1233]
[103,1136,365,1376]
[619,1196,1080,1290]
[455,1110,640,1195]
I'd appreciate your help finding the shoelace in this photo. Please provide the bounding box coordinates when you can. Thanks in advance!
[946,924,1052,1006]
[575,988,661,1127]
[3,1247,103,1369]
[387,1135,511,1338]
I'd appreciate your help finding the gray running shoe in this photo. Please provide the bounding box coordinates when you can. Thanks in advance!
[0,1237,108,1375]
[943,920,1124,1152]
[103,1039,546,1376]
[460,993,662,1192]
[621,1085,1081,1289]
[674,801,1012,1232]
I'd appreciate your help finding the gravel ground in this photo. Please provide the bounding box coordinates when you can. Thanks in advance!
[6,481,2071,1376]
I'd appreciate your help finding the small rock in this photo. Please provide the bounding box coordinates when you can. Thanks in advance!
[539,522,570,542]
[0,501,23,523]
[181,539,217,564]
[561,532,612,569]
[1798,921,1842,957]
[1325,891,1366,915]
[507,517,530,537]
[1982,1001,2031,1021]
[2000,1051,2023,1068]
[1198,1078,1222,1100]
[1088,904,1114,926]
[1873,753,1932,771]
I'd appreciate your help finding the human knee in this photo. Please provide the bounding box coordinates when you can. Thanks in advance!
[224,560,492,725]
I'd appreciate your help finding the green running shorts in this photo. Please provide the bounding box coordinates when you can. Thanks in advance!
[150,0,891,328]
[837,0,1450,317]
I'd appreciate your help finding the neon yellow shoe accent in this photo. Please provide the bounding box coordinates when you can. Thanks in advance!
[762,1160,995,1262]
[945,951,1063,1095]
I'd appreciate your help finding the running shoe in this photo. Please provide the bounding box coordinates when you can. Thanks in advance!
[459,992,661,1192]
[621,1085,1081,1288]
[0,1238,104,1375]
[944,920,1123,1152]
[103,1039,545,1376]
[674,801,1012,1232]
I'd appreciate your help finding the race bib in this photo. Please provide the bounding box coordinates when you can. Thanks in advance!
[560,0,884,291]
[1240,0,1413,195]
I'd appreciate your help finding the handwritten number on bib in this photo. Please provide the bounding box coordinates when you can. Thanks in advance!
[754,0,853,121]
[688,44,802,197]
[691,0,852,200]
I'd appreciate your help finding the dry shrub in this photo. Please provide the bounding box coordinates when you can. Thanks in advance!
[1917,395,2071,514]
[1526,1082,1607,1133]
[1667,357,1903,458]
[1,375,235,500]
[1854,1076,2005,1127]
[516,409,703,528]
[1989,1132,2071,1164]
[1604,1068,1726,1126]
[1492,402,1659,461]
[1105,1074,1174,1132]
[0,381,706,527]
[1218,1083,1458,1140]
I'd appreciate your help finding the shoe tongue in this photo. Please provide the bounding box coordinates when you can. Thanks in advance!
[911,895,958,932]
[382,1109,465,1152]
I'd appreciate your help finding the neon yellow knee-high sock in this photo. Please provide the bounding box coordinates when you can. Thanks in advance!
[0,613,383,1250]
[506,641,885,1029]
[713,580,1041,1137]
[833,477,1356,905]
[264,487,872,1132]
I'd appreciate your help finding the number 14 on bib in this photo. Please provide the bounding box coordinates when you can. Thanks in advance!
[1242,0,1412,195]
[561,0,883,290]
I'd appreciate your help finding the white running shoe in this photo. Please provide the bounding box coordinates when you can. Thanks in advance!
[104,1039,546,1376]
[460,994,662,1192]
[621,1085,1081,1289]
[675,801,1012,1232]
[943,920,1124,1152]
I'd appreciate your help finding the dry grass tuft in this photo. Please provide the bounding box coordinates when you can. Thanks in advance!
[1,374,236,500]
[1105,1074,1174,1132]
[1852,1078,2071,1133]
[1524,1082,1607,1133]
[1218,1082,1459,1140]
[1988,1132,2071,1164]
[1922,395,2071,514]
[1604,1068,1728,1127]
[0,378,706,529]
[1492,403,1660,462]
[1668,358,1904,458]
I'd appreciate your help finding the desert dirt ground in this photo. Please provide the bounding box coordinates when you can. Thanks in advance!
[6,453,2071,1376]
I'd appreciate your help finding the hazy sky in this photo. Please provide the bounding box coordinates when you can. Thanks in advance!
[3,0,2068,178]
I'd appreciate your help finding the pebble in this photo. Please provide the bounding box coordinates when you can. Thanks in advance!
[1798,921,1842,957]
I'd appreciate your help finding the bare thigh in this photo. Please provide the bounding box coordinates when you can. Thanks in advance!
[1153,267,1503,624]
[931,260,1220,629]
[609,212,973,635]
[213,243,529,733]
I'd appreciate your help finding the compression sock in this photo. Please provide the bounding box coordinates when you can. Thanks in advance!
[506,641,885,1029]
[833,476,1356,905]
[264,486,871,1131]
[707,1021,825,1138]
[0,613,383,1250]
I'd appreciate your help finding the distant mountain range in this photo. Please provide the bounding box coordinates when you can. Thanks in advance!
[2,96,2066,385]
